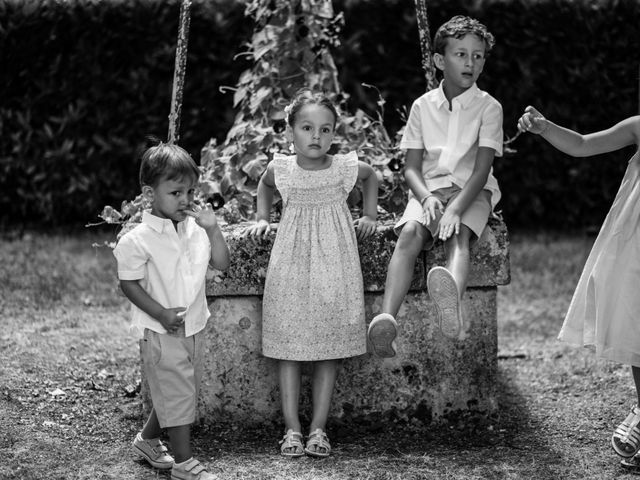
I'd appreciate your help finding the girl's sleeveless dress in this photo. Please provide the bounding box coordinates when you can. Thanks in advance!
[261,152,367,361]
[559,151,640,366]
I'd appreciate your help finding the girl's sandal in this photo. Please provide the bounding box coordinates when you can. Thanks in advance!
[304,428,331,458]
[612,405,640,458]
[279,429,304,457]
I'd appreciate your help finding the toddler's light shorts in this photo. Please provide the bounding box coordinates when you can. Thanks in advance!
[395,185,492,249]
[140,327,204,428]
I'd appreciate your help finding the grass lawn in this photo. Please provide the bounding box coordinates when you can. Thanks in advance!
[1,228,639,479]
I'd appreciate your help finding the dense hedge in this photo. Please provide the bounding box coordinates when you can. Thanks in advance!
[2,0,639,229]
[0,0,251,227]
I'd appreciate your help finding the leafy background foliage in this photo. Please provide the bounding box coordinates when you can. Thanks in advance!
[1,0,639,231]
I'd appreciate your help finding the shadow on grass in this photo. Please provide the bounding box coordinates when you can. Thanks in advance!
[182,366,568,479]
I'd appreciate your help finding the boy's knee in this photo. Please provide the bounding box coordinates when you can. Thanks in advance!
[397,222,429,249]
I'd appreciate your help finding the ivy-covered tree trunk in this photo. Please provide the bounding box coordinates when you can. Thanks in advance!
[199,0,402,223]
[199,0,347,222]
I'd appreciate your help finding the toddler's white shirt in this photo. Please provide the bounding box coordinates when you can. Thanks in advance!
[113,211,211,338]
[400,82,503,207]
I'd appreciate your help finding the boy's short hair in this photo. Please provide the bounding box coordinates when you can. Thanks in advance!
[433,15,495,55]
[139,142,200,188]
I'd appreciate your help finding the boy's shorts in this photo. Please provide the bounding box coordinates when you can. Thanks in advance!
[140,327,204,428]
[395,185,492,249]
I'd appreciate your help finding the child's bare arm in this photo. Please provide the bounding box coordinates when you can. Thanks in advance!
[245,163,276,238]
[438,147,494,241]
[519,106,640,157]
[184,204,230,271]
[404,148,444,224]
[120,279,185,333]
[354,161,378,239]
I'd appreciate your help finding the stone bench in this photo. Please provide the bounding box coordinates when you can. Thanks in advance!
[194,216,510,426]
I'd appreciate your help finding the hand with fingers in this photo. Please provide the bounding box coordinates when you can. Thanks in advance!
[517,105,548,135]
[437,209,461,241]
[354,215,377,240]
[185,202,219,232]
[422,195,444,226]
[244,219,272,240]
[158,307,187,333]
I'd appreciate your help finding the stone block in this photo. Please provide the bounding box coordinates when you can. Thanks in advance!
[192,217,509,426]
[198,287,498,426]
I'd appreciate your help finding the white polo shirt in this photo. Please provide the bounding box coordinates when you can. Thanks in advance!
[400,82,503,208]
[113,211,211,338]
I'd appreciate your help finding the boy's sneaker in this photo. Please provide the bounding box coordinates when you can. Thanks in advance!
[427,266,463,339]
[171,458,217,480]
[367,313,398,358]
[132,432,174,469]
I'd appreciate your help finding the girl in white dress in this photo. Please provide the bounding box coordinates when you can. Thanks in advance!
[518,106,640,461]
[245,88,378,458]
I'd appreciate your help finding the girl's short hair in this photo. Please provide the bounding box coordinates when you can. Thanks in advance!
[139,140,200,188]
[433,15,495,55]
[284,88,339,128]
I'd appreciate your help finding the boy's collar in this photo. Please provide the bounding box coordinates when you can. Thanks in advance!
[142,210,184,233]
[433,81,480,109]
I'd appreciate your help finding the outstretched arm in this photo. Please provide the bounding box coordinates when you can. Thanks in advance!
[518,106,640,157]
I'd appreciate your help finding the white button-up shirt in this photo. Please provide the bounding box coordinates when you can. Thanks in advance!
[400,82,503,207]
[113,211,211,338]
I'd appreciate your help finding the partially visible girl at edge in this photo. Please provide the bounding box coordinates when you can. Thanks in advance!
[245,88,378,458]
[518,106,640,465]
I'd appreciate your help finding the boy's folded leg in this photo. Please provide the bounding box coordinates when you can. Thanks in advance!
[367,313,398,358]
[427,266,462,339]
[132,432,174,469]
[171,458,219,480]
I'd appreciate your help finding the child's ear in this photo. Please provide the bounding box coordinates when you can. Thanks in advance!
[141,185,154,202]
[433,53,445,71]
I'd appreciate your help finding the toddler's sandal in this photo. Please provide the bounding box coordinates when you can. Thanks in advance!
[279,429,304,457]
[304,428,331,458]
[621,453,640,470]
[612,405,640,458]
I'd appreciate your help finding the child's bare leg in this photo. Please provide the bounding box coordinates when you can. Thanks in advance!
[368,221,429,357]
[167,424,191,463]
[632,366,640,406]
[307,359,339,454]
[381,221,430,315]
[443,225,473,295]
[279,360,302,435]
[141,408,162,439]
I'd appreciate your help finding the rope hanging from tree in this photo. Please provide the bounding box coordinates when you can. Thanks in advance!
[413,0,438,92]
[168,0,192,144]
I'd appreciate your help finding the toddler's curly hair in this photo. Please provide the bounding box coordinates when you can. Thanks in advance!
[433,15,495,55]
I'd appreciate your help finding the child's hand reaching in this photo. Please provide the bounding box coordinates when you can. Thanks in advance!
[518,106,548,135]
[354,215,376,240]
[244,219,273,239]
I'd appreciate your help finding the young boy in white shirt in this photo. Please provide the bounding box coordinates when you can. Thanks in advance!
[368,15,503,356]
[114,142,230,480]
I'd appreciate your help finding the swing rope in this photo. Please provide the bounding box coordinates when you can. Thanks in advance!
[413,0,438,92]
[168,0,192,144]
